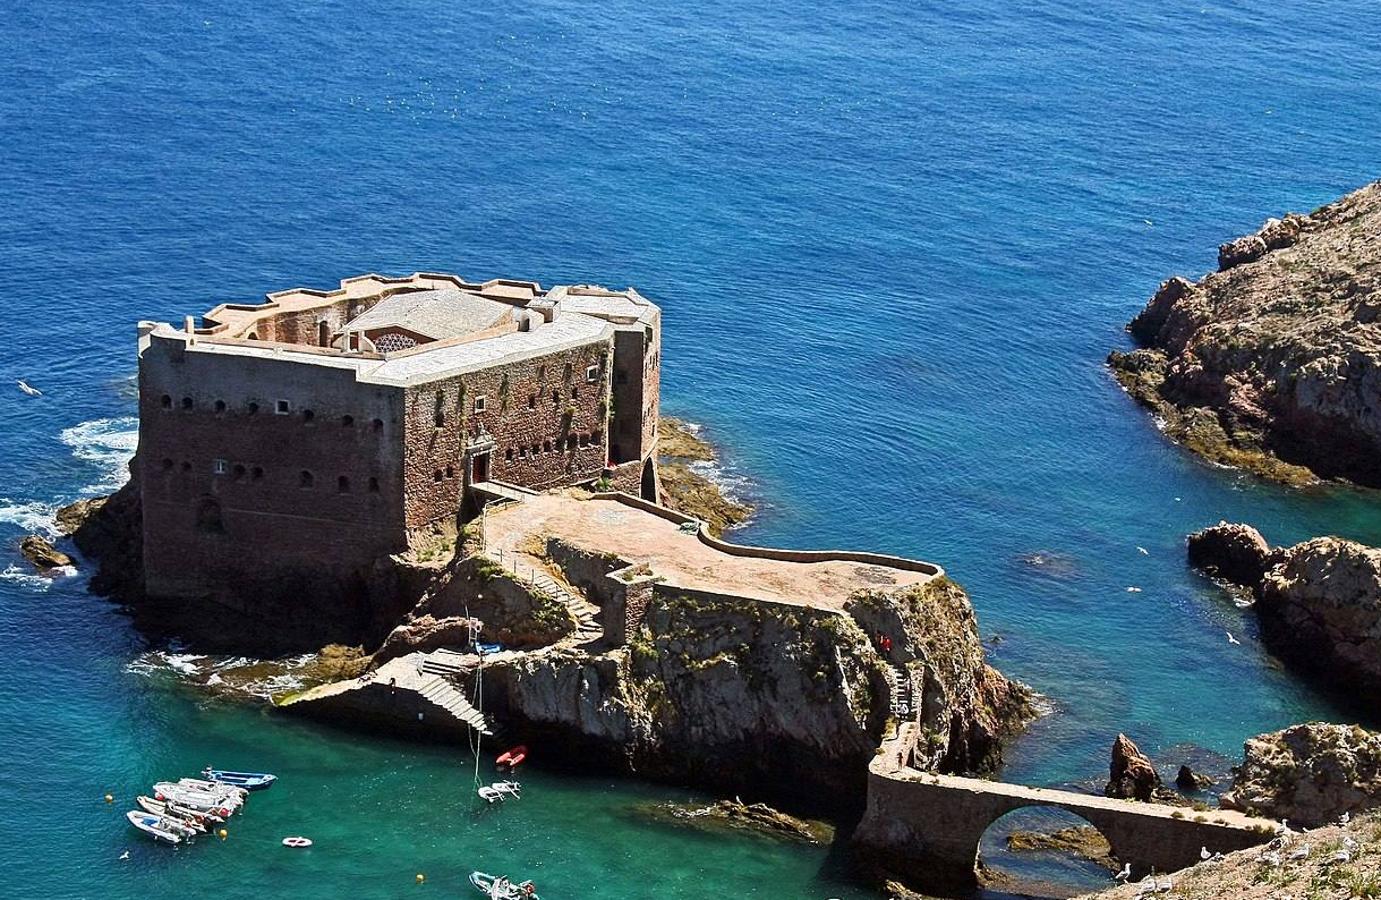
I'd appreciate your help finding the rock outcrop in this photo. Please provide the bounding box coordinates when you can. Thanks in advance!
[656,418,752,535]
[1109,181,1381,486]
[1186,521,1276,587]
[18,535,72,570]
[480,577,1031,812]
[1219,722,1381,827]
[372,615,482,665]
[1105,733,1173,803]
[57,479,142,599]
[1187,523,1381,704]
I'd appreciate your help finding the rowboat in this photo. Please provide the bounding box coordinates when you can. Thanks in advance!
[136,796,213,830]
[126,810,184,844]
[469,872,539,899]
[203,767,277,791]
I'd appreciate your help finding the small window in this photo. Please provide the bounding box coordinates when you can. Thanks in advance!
[181,397,193,410]
[527,394,536,409]
[433,470,443,482]
[372,418,384,431]
[551,389,560,404]
[276,399,290,415]
[571,386,579,399]
[247,331,258,341]
[341,415,354,427]
[518,446,528,458]
[302,409,315,423]
[445,465,455,478]
[474,396,486,413]
[338,475,350,493]
[578,433,589,447]
[530,444,540,457]
[434,392,445,428]
[214,400,226,414]
[299,470,314,488]
[591,429,602,443]
[180,461,192,472]
[543,440,553,453]
[213,459,228,475]
[505,448,514,461]
[586,365,599,382]
[566,435,577,451]
[367,477,379,493]
[161,458,173,470]
[232,464,246,479]
[248,402,260,415]
[160,395,172,409]
[251,466,264,481]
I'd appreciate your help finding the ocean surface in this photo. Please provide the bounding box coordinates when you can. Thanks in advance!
[2,2,1380,897]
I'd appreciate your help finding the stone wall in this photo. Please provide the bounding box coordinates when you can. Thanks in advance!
[137,333,408,629]
[401,339,612,527]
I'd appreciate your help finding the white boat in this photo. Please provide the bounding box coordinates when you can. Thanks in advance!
[469,872,539,899]
[478,781,522,803]
[152,783,238,815]
[136,796,210,831]
[177,777,246,801]
[126,810,183,845]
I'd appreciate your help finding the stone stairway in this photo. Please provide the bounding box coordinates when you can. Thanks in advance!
[885,663,913,718]
[528,568,603,643]
[420,647,473,676]
[417,672,493,736]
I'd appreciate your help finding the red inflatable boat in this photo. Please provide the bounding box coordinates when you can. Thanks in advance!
[496,745,528,770]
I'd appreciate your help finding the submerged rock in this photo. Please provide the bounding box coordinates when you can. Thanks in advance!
[1175,764,1214,792]
[1109,180,1381,486]
[1219,722,1381,827]
[635,798,832,844]
[19,534,72,570]
[1006,825,1116,869]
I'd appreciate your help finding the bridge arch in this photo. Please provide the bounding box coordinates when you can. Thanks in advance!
[977,805,1117,896]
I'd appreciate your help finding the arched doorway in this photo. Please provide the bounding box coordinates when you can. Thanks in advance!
[194,496,225,534]
[639,457,657,502]
[318,321,330,347]
[976,806,1118,897]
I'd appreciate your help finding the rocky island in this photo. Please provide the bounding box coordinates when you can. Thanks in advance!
[1109,180,1381,486]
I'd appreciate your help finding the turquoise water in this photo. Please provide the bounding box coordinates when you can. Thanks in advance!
[3,1,1381,896]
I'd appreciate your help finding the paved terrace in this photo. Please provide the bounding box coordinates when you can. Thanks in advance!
[483,491,940,610]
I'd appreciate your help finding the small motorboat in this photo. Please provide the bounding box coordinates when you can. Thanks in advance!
[204,767,277,791]
[177,777,247,801]
[495,745,527,770]
[152,783,236,817]
[126,810,183,845]
[136,796,209,831]
[469,871,539,899]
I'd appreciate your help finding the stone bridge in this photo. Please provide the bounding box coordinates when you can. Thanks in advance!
[853,727,1278,895]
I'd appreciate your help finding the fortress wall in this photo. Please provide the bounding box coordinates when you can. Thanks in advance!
[401,338,613,528]
[137,335,408,607]
[609,321,658,466]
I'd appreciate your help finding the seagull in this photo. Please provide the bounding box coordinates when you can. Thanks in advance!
[1137,546,1149,555]
[119,850,129,860]
[1339,811,1351,826]
[1127,586,1143,593]
[16,380,41,397]
[1226,631,1241,645]
[1200,846,1211,860]
[1115,862,1132,881]
[1287,844,1310,861]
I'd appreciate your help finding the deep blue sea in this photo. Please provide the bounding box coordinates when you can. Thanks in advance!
[2,2,1380,897]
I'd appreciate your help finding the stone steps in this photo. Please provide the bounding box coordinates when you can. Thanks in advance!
[489,551,604,645]
[417,675,492,735]
[885,664,913,718]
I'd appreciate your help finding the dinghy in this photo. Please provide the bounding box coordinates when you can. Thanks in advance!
[126,810,183,845]
[469,871,539,899]
[177,777,247,801]
[136,796,209,831]
[152,783,237,817]
[203,767,277,791]
[495,745,527,770]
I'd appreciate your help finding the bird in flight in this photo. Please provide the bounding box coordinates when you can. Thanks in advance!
[16,380,41,396]
[1226,631,1241,645]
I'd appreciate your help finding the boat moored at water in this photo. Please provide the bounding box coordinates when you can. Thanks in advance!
[469,871,539,899]
[126,810,185,845]
[136,796,211,831]
[152,783,238,816]
[202,767,277,791]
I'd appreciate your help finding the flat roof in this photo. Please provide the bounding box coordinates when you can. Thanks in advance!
[345,289,513,342]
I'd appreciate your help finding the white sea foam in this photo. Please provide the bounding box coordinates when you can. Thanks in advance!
[163,652,207,675]
[0,564,52,592]
[59,416,138,495]
[0,499,60,537]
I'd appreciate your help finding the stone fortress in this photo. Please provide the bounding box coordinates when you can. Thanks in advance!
[136,272,660,616]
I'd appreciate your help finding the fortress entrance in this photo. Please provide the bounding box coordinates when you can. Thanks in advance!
[640,457,657,501]
[472,451,491,485]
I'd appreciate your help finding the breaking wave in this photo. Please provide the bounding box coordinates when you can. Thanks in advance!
[0,499,60,537]
[59,416,138,495]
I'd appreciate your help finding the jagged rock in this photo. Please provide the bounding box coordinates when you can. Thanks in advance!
[1186,521,1275,587]
[1175,764,1213,791]
[1219,722,1381,827]
[1218,234,1268,271]
[372,615,482,665]
[56,479,142,599]
[1106,733,1161,801]
[1007,825,1115,869]
[636,798,832,844]
[1257,535,1381,698]
[1110,181,1381,486]
[19,535,72,570]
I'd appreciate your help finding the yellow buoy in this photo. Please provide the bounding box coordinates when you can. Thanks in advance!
[416,873,426,884]
[217,829,228,840]
[104,794,114,803]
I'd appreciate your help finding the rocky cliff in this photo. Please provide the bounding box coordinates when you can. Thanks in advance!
[1220,722,1381,828]
[1187,522,1381,705]
[1109,181,1381,486]
[480,577,1031,812]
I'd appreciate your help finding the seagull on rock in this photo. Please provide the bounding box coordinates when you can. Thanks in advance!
[16,380,41,396]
